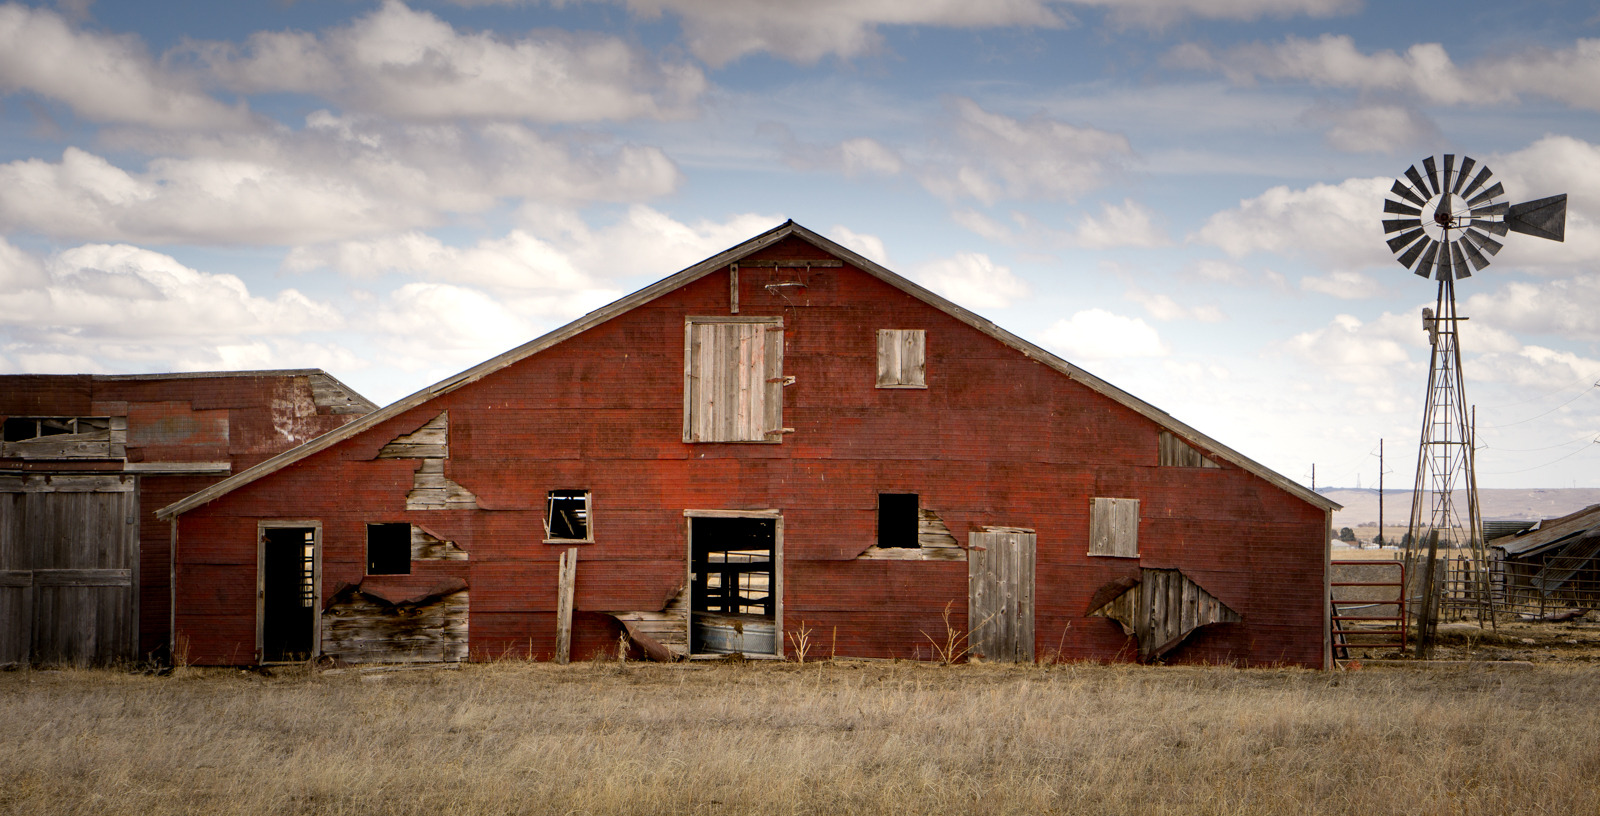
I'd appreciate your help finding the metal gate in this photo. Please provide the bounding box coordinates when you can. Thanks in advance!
[967,528,1035,662]
[0,474,138,665]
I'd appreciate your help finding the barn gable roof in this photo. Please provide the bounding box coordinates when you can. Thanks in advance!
[158,220,1336,519]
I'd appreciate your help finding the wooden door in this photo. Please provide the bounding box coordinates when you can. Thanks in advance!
[967,528,1035,663]
[0,474,138,665]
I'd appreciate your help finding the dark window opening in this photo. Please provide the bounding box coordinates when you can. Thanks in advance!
[878,493,920,548]
[690,517,775,617]
[3,416,108,441]
[546,490,590,541]
[367,523,411,575]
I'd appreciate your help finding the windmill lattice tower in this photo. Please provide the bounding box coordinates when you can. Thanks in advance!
[1382,154,1566,636]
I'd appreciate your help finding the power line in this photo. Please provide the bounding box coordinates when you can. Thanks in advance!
[1477,383,1598,430]
[1479,439,1599,475]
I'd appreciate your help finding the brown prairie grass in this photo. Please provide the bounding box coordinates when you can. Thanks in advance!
[2,660,1597,815]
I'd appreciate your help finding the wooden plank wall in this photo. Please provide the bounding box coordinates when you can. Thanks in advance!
[968,529,1035,662]
[0,475,137,665]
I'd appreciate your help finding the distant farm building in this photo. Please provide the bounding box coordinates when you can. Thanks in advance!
[157,222,1338,668]
[1489,504,1600,619]
[0,372,373,665]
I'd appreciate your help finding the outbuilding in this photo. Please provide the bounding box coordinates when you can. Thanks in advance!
[158,222,1338,667]
[1,370,373,665]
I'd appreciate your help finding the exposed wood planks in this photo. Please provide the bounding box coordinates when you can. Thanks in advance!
[875,329,927,389]
[859,508,964,560]
[967,528,1036,663]
[306,372,378,415]
[0,475,137,665]
[1089,497,1140,557]
[610,586,689,659]
[683,317,785,443]
[1089,568,1242,662]
[556,547,577,664]
[374,412,479,509]
[411,526,467,561]
[1158,431,1222,468]
[320,589,469,664]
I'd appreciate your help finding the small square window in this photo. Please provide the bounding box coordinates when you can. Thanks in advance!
[1089,498,1139,558]
[546,490,592,542]
[878,493,920,548]
[876,330,926,389]
[367,523,411,575]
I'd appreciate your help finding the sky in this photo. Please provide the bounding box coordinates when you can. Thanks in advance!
[1,0,1598,490]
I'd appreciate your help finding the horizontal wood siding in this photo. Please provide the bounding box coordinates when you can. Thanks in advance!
[172,236,1328,668]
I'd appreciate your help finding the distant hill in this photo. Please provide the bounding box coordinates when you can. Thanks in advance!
[1321,488,1600,528]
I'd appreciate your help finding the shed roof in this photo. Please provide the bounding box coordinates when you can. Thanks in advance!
[158,221,1338,520]
[1492,503,1600,558]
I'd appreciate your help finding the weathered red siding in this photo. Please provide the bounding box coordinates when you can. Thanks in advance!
[173,235,1329,667]
[2,372,369,659]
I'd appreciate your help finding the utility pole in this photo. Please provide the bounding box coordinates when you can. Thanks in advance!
[1378,438,1384,547]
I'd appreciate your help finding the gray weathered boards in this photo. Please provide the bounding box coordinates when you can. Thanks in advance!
[967,528,1035,662]
[0,474,138,666]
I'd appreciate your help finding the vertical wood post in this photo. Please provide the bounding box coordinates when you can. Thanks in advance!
[1415,529,1441,659]
[556,547,577,664]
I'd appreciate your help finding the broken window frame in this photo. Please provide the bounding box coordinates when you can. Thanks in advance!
[682,316,785,444]
[877,493,921,549]
[544,490,594,544]
[366,522,413,575]
[875,329,927,389]
[1089,497,1140,558]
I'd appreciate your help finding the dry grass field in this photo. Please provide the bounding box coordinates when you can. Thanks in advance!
[3,658,1598,816]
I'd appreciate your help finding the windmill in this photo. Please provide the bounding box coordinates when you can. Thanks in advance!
[1382,154,1567,648]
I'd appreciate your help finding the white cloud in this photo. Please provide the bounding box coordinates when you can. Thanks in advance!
[584,0,1070,66]
[1472,346,1600,391]
[1068,199,1169,248]
[1190,175,1392,270]
[370,282,537,369]
[290,206,779,302]
[0,3,252,129]
[827,226,890,266]
[1075,0,1356,27]
[783,136,904,178]
[1311,104,1438,154]
[1037,308,1168,360]
[1466,278,1600,343]
[1284,312,1414,384]
[198,0,704,122]
[1126,287,1224,322]
[0,118,681,244]
[921,98,1132,204]
[910,251,1030,310]
[1170,35,1600,111]
[1300,269,1383,299]
[0,241,357,375]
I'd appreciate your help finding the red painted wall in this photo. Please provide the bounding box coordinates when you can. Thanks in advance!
[3,372,365,658]
[174,238,1328,667]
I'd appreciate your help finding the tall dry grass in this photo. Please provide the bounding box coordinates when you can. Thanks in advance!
[2,659,1596,815]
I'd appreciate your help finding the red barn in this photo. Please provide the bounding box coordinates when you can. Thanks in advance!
[159,222,1338,668]
[1,371,373,665]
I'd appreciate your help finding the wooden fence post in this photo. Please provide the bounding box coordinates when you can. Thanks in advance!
[556,547,577,664]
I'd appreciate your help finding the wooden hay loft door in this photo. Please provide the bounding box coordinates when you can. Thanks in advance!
[257,523,320,663]
[686,511,782,657]
[967,528,1036,663]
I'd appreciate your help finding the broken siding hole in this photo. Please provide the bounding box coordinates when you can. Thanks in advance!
[875,330,927,389]
[1,416,121,460]
[321,583,469,665]
[376,411,479,510]
[367,523,411,575]
[1089,498,1140,558]
[858,506,964,561]
[1158,431,1221,468]
[545,490,592,543]
[411,525,467,561]
[609,586,689,660]
[1088,568,1241,662]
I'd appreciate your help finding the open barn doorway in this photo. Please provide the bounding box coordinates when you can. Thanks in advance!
[258,523,320,663]
[686,512,782,657]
